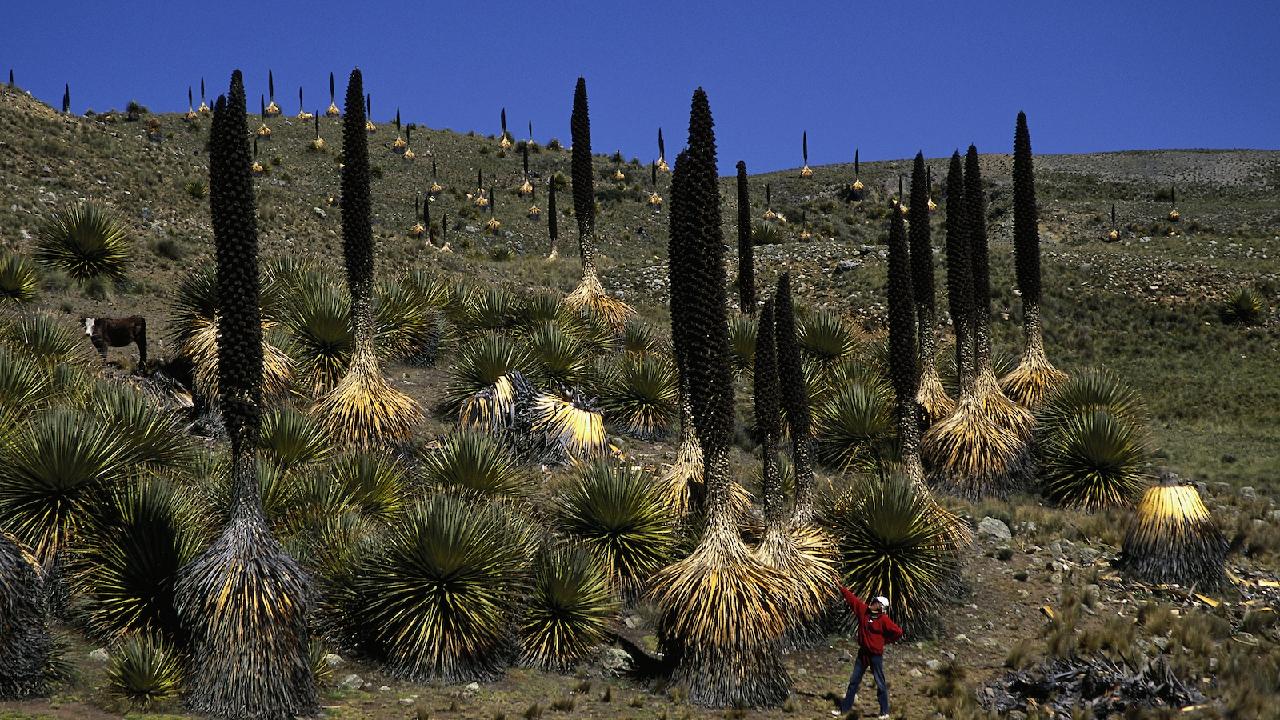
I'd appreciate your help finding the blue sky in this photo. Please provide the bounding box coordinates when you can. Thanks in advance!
[3,1,1277,174]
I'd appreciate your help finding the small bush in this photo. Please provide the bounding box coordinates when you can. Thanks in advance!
[151,238,184,261]
[106,635,183,708]
[184,180,207,199]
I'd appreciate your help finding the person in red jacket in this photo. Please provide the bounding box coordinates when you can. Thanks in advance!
[833,582,902,718]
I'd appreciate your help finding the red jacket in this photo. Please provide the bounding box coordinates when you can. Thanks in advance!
[838,584,903,656]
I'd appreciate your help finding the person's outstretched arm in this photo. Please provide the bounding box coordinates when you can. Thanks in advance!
[836,581,867,616]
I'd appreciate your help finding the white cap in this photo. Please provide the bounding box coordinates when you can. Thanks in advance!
[874,596,889,608]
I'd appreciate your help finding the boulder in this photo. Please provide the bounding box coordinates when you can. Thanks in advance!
[977,517,1012,541]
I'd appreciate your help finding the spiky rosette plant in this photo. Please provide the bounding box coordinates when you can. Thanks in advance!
[727,312,757,374]
[735,160,755,312]
[354,491,529,681]
[314,69,420,447]
[0,346,53,436]
[908,153,953,424]
[277,276,352,393]
[558,461,675,597]
[172,72,317,720]
[0,531,52,700]
[650,89,791,708]
[775,273,817,523]
[0,408,129,563]
[798,308,857,369]
[601,352,678,439]
[72,478,205,644]
[524,321,589,390]
[257,406,333,474]
[886,199,924,482]
[35,201,130,281]
[1036,367,1146,431]
[520,542,618,670]
[292,450,408,530]
[826,473,964,636]
[1038,409,1150,510]
[753,300,838,638]
[0,253,39,305]
[169,267,293,400]
[530,389,607,462]
[325,72,339,117]
[420,431,527,498]
[1118,473,1226,587]
[1002,113,1067,407]
[562,77,633,330]
[106,633,184,709]
[87,382,194,470]
[443,333,530,427]
[923,151,1030,499]
[813,370,896,472]
[1,311,96,373]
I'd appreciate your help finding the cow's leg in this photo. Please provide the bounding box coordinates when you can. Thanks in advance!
[135,322,147,366]
[91,337,108,363]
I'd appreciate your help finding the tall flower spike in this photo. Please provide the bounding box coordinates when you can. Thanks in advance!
[910,152,952,424]
[652,88,790,708]
[563,76,633,327]
[175,69,317,719]
[1002,111,1067,407]
[886,200,922,483]
[313,67,420,445]
[736,160,754,312]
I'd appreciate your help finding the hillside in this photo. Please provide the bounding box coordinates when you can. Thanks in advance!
[1,83,1279,720]
[2,85,1276,489]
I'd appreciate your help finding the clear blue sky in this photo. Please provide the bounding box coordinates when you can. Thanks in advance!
[4,1,1277,174]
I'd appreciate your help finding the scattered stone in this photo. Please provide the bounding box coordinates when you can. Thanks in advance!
[398,698,414,706]
[1240,486,1256,498]
[977,517,1012,541]
[834,260,858,274]
[88,648,109,663]
[909,668,923,678]
[337,674,362,690]
[464,681,480,695]
[926,659,943,671]
[312,207,326,218]
[322,653,344,668]
[598,647,632,676]
[379,685,391,692]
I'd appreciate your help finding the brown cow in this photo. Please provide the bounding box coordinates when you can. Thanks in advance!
[84,316,147,365]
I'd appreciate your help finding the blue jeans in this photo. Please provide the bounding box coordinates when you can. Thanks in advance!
[840,652,888,715]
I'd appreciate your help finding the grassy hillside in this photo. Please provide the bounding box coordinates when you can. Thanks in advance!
[2,84,1276,490]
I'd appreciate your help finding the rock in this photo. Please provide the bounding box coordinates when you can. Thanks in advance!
[1077,546,1101,565]
[322,653,344,668]
[398,698,415,706]
[795,667,807,676]
[1240,486,1256,498]
[1048,540,1064,558]
[954,634,970,644]
[378,685,391,692]
[623,614,642,629]
[338,673,363,691]
[141,207,153,221]
[910,668,923,678]
[977,517,1012,541]
[464,681,480,695]
[598,647,632,676]
[834,260,858,274]
[312,207,326,218]
[88,648,109,663]
[926,659,942,671]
